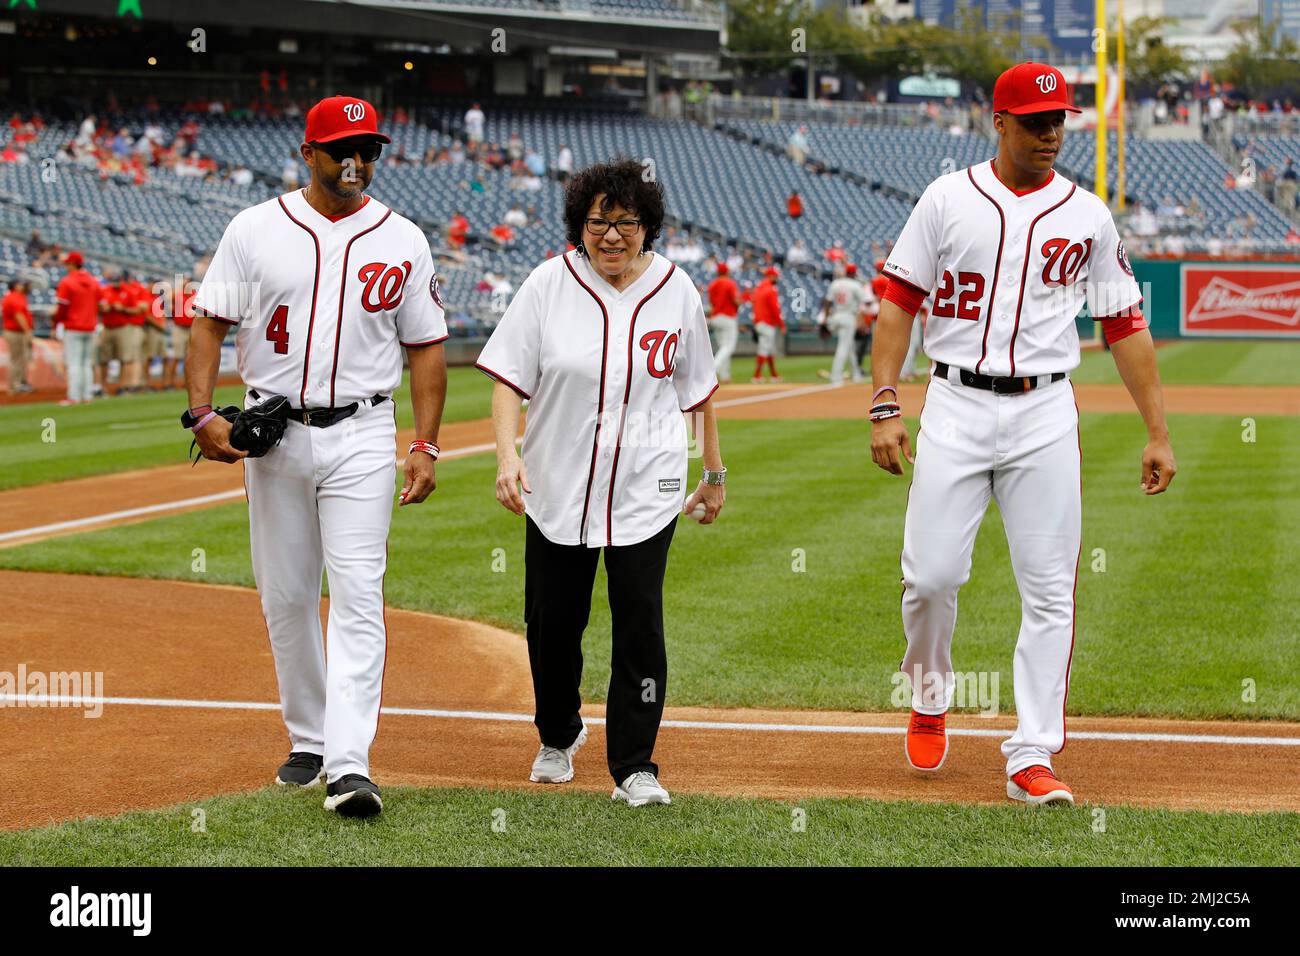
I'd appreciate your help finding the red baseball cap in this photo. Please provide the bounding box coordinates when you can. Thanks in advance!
[764,266,779,278]
[993,62,1081,115]
[304,95,391,145]
[716,262,728,275]
[874,258,886,273]
[845,263,858,277]
[65,250,84,266]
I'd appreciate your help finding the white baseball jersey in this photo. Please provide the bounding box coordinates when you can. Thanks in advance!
[193,190,448,407]
[476,250,718,548]
[884,161,1140,378]
[826,277,865,323]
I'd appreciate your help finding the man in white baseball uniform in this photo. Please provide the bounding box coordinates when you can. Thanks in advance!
[819,262,866,386]
[185,95,449,818]
[869,63,1176,805]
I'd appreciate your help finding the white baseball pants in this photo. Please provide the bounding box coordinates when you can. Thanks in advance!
[901,314,923,377]
[709,315,738,382]
[244,399,396,783]
[63,330,96,402]
[755,324,778,358]
[828,315,861,385]
[899,373,1080,777]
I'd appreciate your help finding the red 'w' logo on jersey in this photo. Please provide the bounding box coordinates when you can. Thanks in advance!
[639,329,679,379]
[1040,238,1093,287]
[358,261,413,312]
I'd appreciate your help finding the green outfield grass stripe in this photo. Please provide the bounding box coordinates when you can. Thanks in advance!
[0,441,498,546]
[6,693,1298,747]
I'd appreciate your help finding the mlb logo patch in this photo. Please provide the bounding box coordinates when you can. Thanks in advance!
[658,478,681,493]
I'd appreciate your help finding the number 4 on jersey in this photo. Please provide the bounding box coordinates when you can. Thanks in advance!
[266,304,290,354]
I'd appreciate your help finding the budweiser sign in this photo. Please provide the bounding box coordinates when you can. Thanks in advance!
[1182,265,1300,336]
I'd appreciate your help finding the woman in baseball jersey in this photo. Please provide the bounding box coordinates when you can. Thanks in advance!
[476,158,725,808]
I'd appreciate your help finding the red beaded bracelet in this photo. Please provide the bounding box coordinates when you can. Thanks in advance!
[408,440,440,460]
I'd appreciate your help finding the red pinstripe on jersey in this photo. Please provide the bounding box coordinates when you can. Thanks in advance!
[606,263,676,546]
[562,254,611,547]
[965,167,1006,376]
[276,196,322,408]
[1007,185,1077,376]
[332,210,393,408]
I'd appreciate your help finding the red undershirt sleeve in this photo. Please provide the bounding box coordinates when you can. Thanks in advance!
[1100,307,1147,345]
[882,276,927,318]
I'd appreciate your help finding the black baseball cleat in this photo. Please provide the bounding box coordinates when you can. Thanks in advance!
[324,774,383,818]
[275,751,325,787]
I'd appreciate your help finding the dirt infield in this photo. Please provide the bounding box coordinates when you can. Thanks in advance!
[3,380,1299,830]
[2,570,1297,830]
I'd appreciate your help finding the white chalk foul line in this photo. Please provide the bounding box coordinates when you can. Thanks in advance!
[713,383,832,410]
[0,441,499,545]
[0,385,827,545]
[3,694,1297,747]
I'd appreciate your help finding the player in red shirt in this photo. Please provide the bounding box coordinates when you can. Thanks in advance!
[164,269,199,391]
[97,268,145,394]
[750,267,785,383]
[132,273,167,390]
[706,262,741,383]
[3,279,34,394]
[54,251,101,404]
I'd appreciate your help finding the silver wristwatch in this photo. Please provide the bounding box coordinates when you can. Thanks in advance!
[703,467,728,486]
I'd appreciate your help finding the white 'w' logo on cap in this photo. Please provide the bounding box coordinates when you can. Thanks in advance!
[1036,72,1058,94]
[343,102,366,122]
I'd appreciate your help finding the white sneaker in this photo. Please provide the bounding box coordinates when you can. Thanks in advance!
[612,771,671,807]
[529,724,587,784]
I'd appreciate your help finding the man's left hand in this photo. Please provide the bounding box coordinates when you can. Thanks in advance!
[400,452,436,506]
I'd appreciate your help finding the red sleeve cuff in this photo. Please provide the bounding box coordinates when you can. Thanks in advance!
[1100,306,1147,345]
[194,307,238,326]
[475,362,531,399]
[681,381,719,413]
[401,334,449,348]
[882,276,927,317]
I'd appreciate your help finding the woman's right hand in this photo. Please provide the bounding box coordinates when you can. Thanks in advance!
[495,454,532,515]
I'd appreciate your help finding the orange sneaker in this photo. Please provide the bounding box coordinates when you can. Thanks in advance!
[1007,765,1074,806]
[905,710,948,771]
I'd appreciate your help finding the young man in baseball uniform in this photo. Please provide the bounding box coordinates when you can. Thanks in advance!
[870,63,1177,805]
[819,262,866,387]
[185,95,449,818]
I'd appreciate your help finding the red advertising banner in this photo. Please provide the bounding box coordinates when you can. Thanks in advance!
[1181,264,1300,337]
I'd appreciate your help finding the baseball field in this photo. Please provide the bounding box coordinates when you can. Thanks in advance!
[1,342,1298,866]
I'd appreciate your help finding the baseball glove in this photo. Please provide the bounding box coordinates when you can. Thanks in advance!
[190,395,290,463]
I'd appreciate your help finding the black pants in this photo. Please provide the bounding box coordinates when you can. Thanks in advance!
[524,515,677,783]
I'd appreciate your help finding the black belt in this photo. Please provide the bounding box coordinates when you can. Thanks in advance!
[933,362,1066,395]
[249,389,388,427]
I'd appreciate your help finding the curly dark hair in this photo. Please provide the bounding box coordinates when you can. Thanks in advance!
[563,156,665,256]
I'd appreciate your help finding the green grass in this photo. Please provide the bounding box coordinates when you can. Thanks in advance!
[1072,339,1300,386]
[2,786,1294,866]
[753,340,1300,386]
[2,342,1291,493]
[0,366,496,491]
[4,413,1297,721]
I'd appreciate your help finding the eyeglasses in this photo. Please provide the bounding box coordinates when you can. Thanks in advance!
[312,139,383,164]
[585,217,642,238]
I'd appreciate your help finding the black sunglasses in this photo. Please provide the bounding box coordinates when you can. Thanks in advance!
[312,139,384,164]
